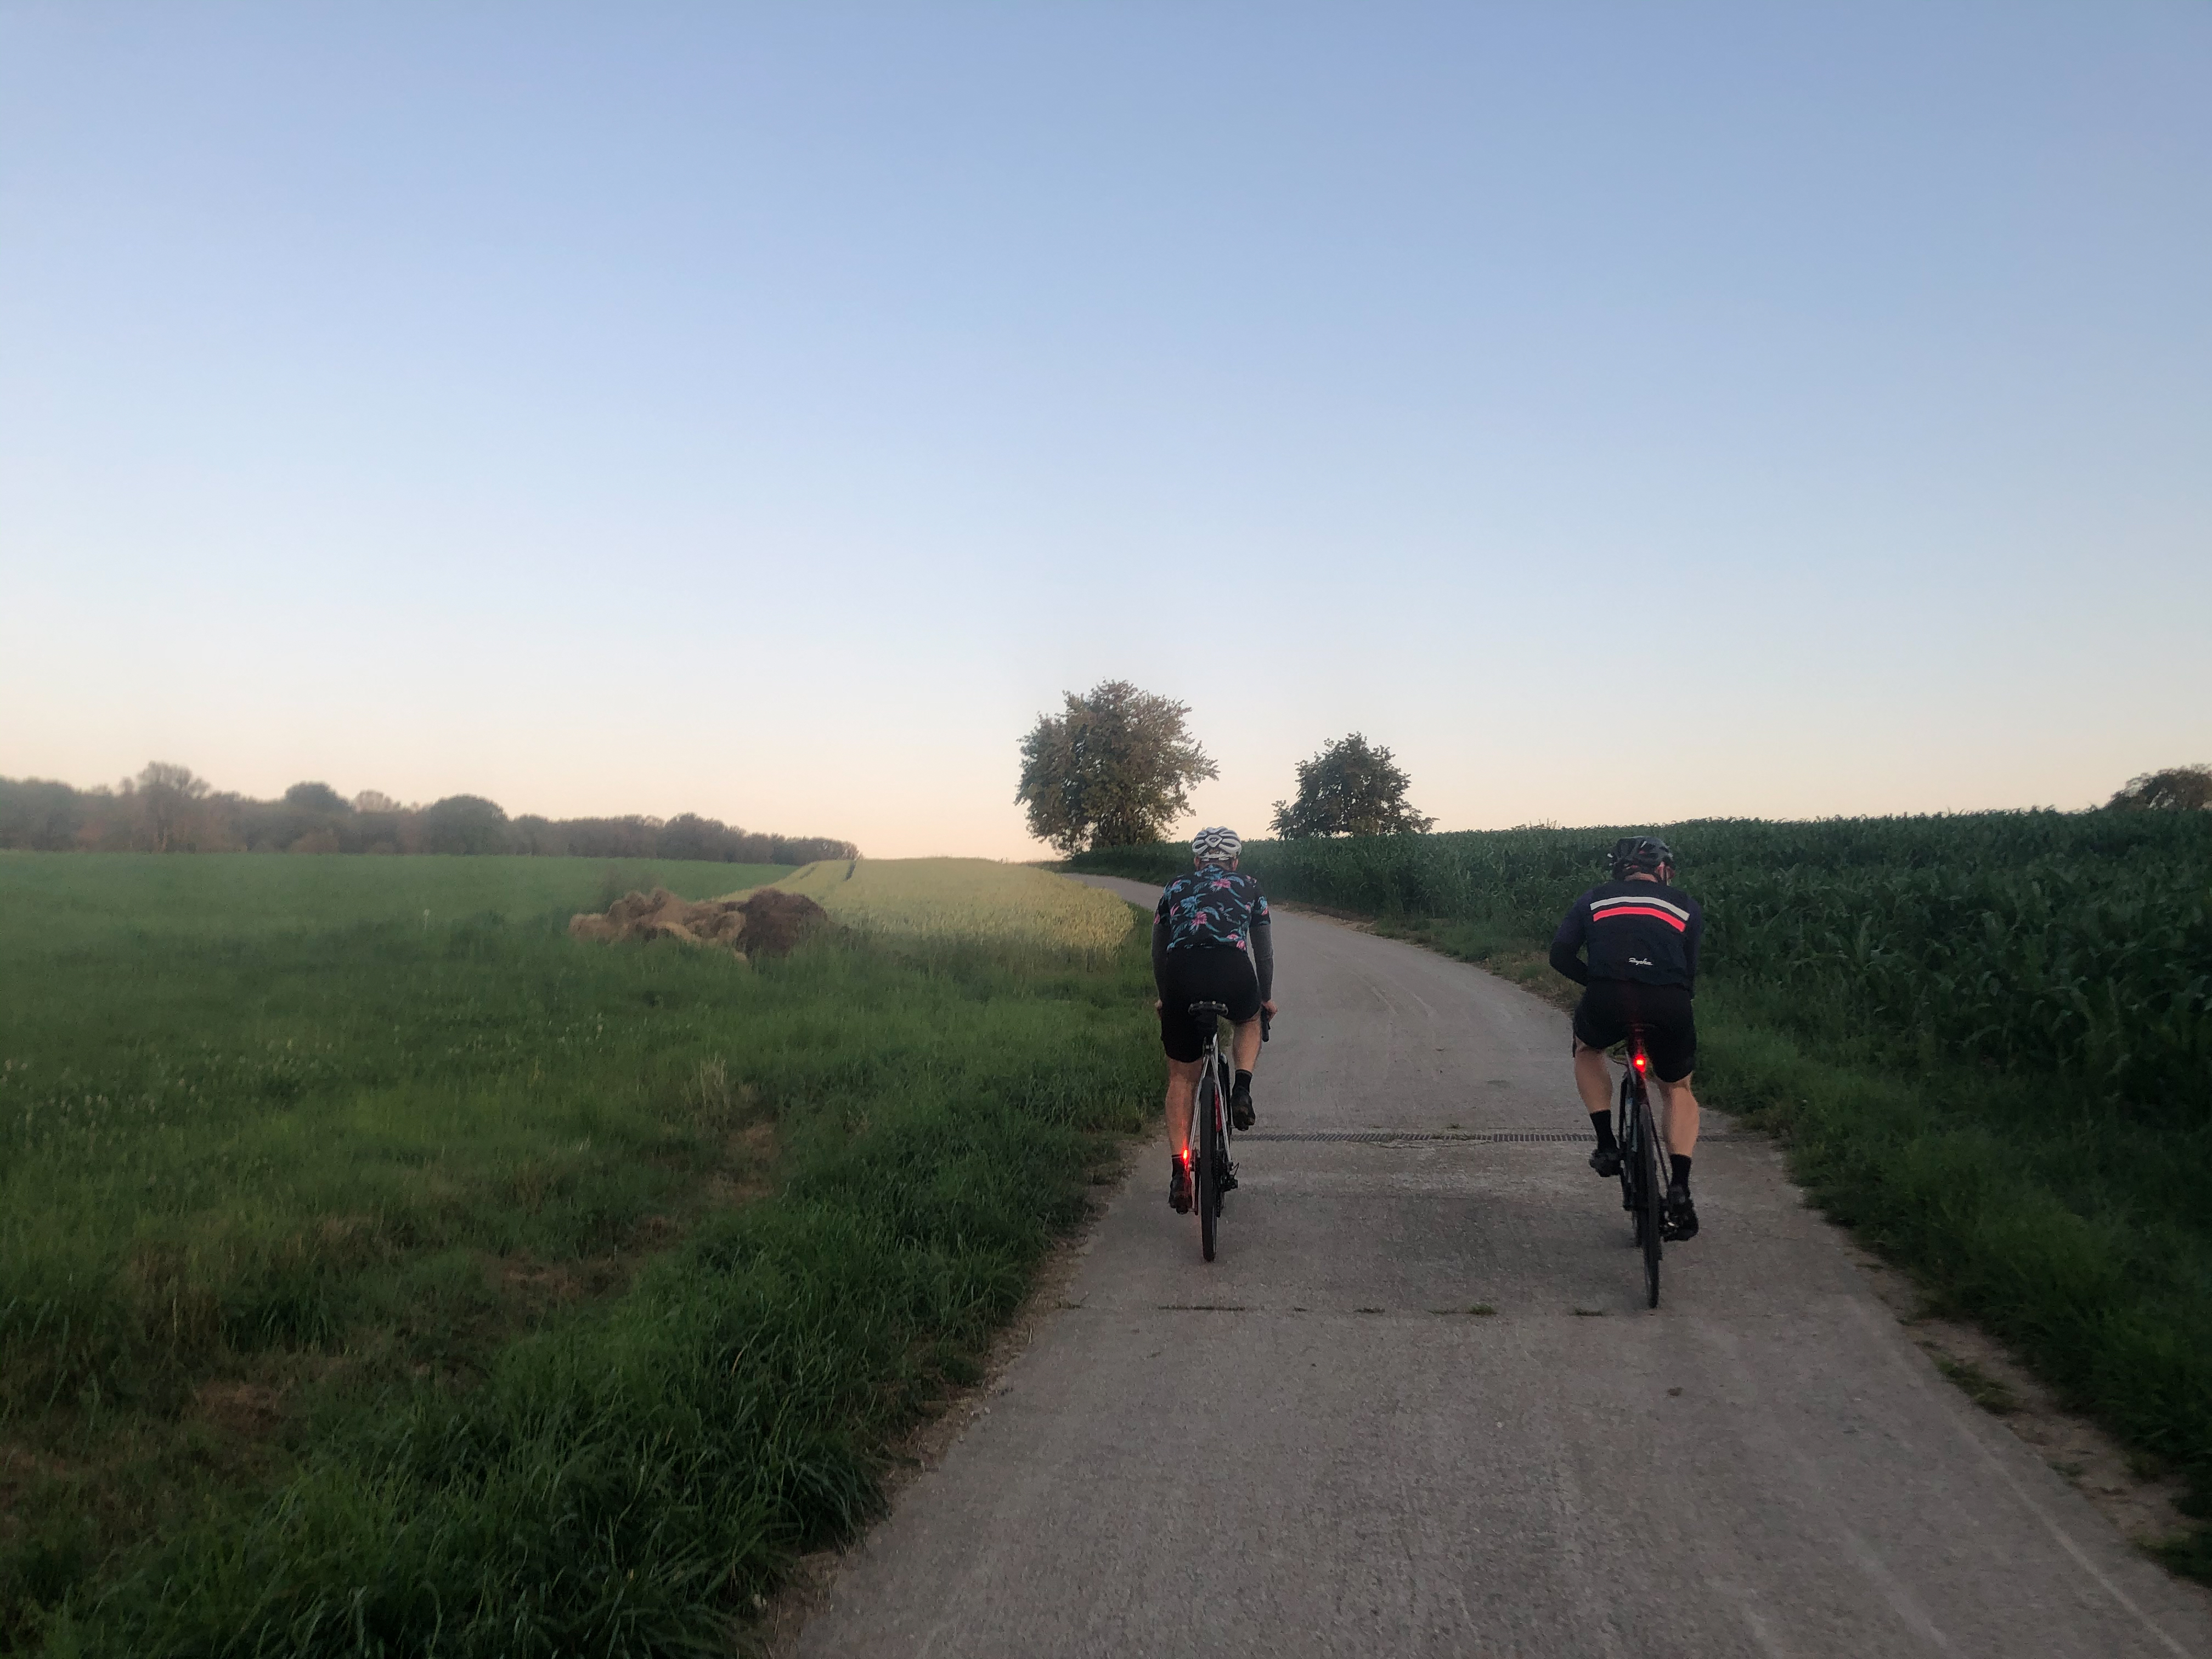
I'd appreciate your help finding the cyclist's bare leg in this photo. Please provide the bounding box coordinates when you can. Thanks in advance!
[1572,1039,1613,1119]
[1164,1057,1204,1160]
[1231,1016,1262,1074]
[1656,1073,1700,1158]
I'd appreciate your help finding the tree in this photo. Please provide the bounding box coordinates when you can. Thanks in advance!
[284,781,351,814]
[418,794,512,854]
[0,777,82,850]
[657,813,737,862]
[1270,733,1435,839]
[1015,679,1218,854]
[2108,763,2212,811]
[134,761,210,853]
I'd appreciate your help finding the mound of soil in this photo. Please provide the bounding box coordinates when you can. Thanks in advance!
[568,887,827,958]
[736,888,828,956]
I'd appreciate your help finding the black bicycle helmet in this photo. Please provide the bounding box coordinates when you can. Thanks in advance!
[1610,836,1674,878]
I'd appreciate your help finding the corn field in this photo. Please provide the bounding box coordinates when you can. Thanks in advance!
[1071,811,2212,1109]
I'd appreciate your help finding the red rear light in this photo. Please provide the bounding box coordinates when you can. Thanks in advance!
[1633,1052,1647,1073]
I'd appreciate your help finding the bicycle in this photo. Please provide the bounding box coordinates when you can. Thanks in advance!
[1184,1000,1240,1261]
[1615,1026,1667,1308]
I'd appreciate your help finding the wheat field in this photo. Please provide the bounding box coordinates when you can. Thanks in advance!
[751,857,1135,949]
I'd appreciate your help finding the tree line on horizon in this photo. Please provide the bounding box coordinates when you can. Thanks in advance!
[1014,680,2208,855]
[0,764,860,864]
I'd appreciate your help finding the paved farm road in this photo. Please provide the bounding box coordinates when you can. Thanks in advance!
[795,878,2211,1658]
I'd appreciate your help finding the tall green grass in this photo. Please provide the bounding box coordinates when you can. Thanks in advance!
[1,855,1155,1651]
[1073,815,2212,1567]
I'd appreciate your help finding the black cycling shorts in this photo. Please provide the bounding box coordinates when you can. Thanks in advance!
[1572,979,1697,1082]
[1156,944,1262,1063]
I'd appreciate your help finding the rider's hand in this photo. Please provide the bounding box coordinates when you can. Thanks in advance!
[1153,998,1163,1012]
[1263,1000,1278,1016]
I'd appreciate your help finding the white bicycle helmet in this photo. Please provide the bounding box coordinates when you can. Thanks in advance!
[1191,826,1242,864]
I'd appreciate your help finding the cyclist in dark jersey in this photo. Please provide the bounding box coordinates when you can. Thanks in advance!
[1550,836,1705,1239]
[1153,826,1276,1214]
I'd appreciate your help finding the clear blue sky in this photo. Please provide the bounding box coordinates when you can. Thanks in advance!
[4,3,2207,857]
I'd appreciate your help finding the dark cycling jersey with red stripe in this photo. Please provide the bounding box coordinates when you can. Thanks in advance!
[1548,878,1704,989]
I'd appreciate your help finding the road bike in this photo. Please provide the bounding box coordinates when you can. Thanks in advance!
[1184,1000,1239,1261]
[1615,1026,1667,1308]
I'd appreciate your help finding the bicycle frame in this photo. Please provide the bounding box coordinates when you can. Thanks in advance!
[1617,1028,1668,1308]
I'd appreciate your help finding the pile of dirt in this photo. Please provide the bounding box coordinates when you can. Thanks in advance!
[567,887,827,958]
[733,888,830,956]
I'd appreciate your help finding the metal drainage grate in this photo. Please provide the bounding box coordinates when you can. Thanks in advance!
[1239,1129,1734,1146]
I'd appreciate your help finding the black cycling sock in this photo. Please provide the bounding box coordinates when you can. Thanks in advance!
[1234,1069,1252,1093]
[1591,1110,1616,1150]
[1670,1154,1692,1190]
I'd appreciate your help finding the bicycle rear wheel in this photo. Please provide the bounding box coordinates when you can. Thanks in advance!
[1197,1063,1221,1262]
[1634,1085,1663,1308]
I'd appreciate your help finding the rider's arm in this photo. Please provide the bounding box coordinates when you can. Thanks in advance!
[1683,902,1703,989]
[1250,917,1274,1003]
[1548,905,1590,985]
[1152,915,1170,988]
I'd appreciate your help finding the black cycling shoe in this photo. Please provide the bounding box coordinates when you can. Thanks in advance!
[1169,1158,1192,1214]
[1588,1143,1622,1179]
[1663,1183,1699,1241]
[1230,1081,1255,1131]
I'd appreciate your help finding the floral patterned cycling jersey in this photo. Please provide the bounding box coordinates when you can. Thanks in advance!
[1154,867,1271,952]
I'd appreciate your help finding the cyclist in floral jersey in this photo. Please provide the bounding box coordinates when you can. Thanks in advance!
[1154,827,1276,1214]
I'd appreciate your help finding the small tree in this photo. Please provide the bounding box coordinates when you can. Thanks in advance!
[1271,733,1434,839]
[2108,764,2212,811]
[1016,679,1218,854]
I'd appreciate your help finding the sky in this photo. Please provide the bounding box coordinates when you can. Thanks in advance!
[3,2,2207,859]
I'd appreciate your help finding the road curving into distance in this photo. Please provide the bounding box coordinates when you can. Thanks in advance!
[794,876,2212,1658]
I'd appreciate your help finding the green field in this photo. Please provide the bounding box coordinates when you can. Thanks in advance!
[1071,814,2212,1572]
[0,854,1155,1652]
